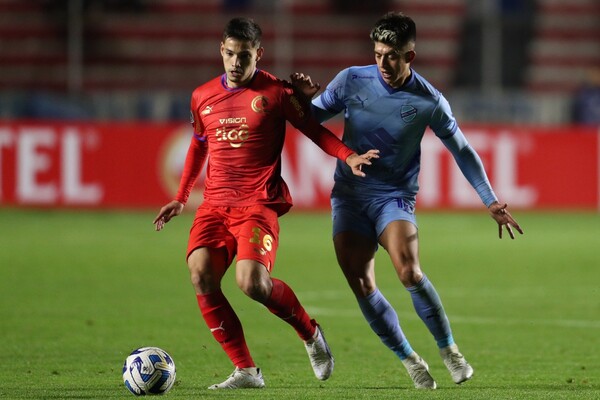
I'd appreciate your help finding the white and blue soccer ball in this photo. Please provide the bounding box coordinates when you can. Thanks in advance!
[122,346,176,396]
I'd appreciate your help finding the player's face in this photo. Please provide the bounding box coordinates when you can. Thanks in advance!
[374,41,414,88]
[220,37,264,88]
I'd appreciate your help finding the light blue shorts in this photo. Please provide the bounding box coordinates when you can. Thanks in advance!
[331,195,417,240]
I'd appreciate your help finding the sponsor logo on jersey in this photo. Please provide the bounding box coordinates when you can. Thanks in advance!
[289,95,305,118]
[219,117,247,124]
[251,95,268,113]
[201,105,213,116]
[400,105,417,122]
[351,74,375,80]
[216,124,250,148]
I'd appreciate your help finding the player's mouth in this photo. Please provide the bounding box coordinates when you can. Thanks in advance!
[230,69,243,78]
[380,70,393,79]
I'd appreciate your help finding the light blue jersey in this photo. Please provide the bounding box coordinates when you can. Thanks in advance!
[313,65,497,208]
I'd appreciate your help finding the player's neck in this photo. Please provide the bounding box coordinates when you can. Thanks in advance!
[226,68,258,89]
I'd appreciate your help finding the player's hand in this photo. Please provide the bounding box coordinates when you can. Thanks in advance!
[153,200,184,231]
[488,201,523,239]
[290,72,321,99]
[346,149,379,177]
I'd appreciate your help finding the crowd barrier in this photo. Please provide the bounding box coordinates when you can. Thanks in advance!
[1,121,598,210]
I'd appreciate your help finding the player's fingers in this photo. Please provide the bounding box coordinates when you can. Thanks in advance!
[508,217,524,234]
[506,224,515,239]
[498,224,503,239]
[152,212,164,224]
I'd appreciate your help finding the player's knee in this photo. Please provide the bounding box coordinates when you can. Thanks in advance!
[398,266,423,287]
[237,276,270,302]
[188,267,217,294]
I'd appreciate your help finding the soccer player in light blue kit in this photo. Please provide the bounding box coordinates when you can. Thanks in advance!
[292,12,523,389]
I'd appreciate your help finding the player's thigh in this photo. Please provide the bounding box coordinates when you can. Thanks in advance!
[231,204,280,273]
[379,220,422,285]
[187,204,237,266]
[331,196,378,273]
[187,247,229,293]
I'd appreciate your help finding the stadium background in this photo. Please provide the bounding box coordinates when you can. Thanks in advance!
[0,0,599,211]
[1,1,599,399]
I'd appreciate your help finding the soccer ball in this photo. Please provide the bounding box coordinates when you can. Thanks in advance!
[122,347,176,396]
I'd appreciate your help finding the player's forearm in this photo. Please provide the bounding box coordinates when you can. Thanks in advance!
[305,124,354,162]
[174,136,208,204]
[453,145,498,207]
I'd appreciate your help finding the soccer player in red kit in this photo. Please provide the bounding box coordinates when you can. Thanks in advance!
[153,17,379,390]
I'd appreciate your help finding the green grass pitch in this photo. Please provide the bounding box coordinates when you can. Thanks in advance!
[0,208,598,399]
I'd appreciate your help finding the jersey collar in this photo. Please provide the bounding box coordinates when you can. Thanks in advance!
[377,68,415,94]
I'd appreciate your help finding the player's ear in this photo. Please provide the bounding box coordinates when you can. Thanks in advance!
[405,50,416,63]
[220,42,225,55]
[256,47,264,62]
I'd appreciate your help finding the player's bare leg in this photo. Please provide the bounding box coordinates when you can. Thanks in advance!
[334,230,436,389]
[381,221,473,385]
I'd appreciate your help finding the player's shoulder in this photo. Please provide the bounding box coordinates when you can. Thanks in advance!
[254,69,286,88]
[337,65,379,83]
[191,75,223,102]
[407,69,442,100]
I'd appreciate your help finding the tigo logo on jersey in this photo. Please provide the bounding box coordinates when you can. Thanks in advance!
[400,105,417,123]
[216,124,250,148]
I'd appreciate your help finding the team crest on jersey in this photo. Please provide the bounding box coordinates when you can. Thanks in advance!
[251,96,268,113]
[400,105,417,123]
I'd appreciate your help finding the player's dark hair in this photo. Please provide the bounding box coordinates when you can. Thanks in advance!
[370,12,416,50]
[223,17,262,48]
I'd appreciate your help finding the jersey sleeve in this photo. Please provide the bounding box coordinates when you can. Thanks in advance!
[441,127,498,207]
[282,83,354,162]
[429,94,497,206]
[311,68,349,122]
[174,135,208,205]
[429,94,458,139]
[175,91,208,204]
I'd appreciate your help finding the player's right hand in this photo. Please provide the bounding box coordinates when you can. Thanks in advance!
[153,200,184,231]
[346,149,379,177]
[290,72,321,99]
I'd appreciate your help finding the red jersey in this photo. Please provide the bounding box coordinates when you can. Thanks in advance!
[176,69,354,215]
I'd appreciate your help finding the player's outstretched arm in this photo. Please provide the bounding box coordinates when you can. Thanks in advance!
[153,200,184,231]
[488,201,524,239]
[346,150,380,177]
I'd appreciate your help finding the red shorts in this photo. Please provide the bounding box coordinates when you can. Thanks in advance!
[187,203,279,272]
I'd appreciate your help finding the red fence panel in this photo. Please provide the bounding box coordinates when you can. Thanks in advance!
[0,121,598,210]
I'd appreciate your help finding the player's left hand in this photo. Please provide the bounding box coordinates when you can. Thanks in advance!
[290,72,321,99]
[488,201,524,239]
[346,149,380,177]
